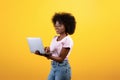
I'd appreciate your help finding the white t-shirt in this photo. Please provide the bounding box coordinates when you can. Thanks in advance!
[50,35,73,60]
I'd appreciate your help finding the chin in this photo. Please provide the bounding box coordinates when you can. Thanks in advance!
[56,32,60,34]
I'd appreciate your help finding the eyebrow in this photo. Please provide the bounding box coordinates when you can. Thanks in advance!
[54,24,61,27]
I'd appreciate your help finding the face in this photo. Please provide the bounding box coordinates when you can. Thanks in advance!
[54,21,66,34]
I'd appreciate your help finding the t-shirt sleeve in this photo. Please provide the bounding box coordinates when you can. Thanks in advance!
[62,38,73,49]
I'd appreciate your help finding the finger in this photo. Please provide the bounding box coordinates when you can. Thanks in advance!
[46,47,50,51]
[35,50,40,54]
[45,47,48,52]
[45,47,48,49]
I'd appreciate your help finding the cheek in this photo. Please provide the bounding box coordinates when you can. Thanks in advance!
[60,26,66,32]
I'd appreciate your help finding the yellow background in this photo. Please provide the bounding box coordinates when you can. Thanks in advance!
[0,0,120,80]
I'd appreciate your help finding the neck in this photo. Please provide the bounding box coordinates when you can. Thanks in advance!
[57,33,67,41]
[59,33,67,37]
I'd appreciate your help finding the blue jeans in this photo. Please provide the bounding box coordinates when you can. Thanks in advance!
[48,60,71,80]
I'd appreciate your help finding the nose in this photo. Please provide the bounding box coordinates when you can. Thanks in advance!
[55,26,59,30]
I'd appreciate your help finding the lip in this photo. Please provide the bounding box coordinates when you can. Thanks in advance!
[55,29,59,32]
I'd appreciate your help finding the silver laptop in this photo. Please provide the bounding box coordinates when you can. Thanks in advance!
[27,37,45,54]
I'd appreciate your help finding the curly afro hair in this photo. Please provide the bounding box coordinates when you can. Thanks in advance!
[52,12,76,35]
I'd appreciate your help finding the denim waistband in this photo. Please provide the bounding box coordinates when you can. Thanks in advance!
[51,60,69,67]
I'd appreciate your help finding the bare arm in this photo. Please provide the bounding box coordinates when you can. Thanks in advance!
[47,47,70,63]
[35,47,70,63]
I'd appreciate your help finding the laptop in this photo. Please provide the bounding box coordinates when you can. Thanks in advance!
[27,37,45,54]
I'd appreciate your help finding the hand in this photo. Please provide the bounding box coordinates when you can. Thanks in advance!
[44,53,52,57]
[44,53,52,59]
[35,50,43,56]
[44,47,50,53]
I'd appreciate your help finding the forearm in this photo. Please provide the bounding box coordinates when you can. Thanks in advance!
[46,48,70,63]
[48,56,64,63]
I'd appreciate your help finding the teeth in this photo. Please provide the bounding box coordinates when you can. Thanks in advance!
[56,29,59,31]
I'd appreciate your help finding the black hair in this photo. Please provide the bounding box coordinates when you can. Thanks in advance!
[52,12,76,35]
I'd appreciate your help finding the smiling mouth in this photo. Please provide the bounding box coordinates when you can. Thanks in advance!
[56,29,59,32]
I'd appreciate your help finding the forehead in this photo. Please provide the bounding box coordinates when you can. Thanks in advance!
[55,21,61,26]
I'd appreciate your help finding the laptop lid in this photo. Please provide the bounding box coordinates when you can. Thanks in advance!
[27,37,45,54]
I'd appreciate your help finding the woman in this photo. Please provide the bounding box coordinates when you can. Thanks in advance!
[35,12,76,80]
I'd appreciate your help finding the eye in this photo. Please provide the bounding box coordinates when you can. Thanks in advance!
[54,21,62,27]
[54,24,61,27]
